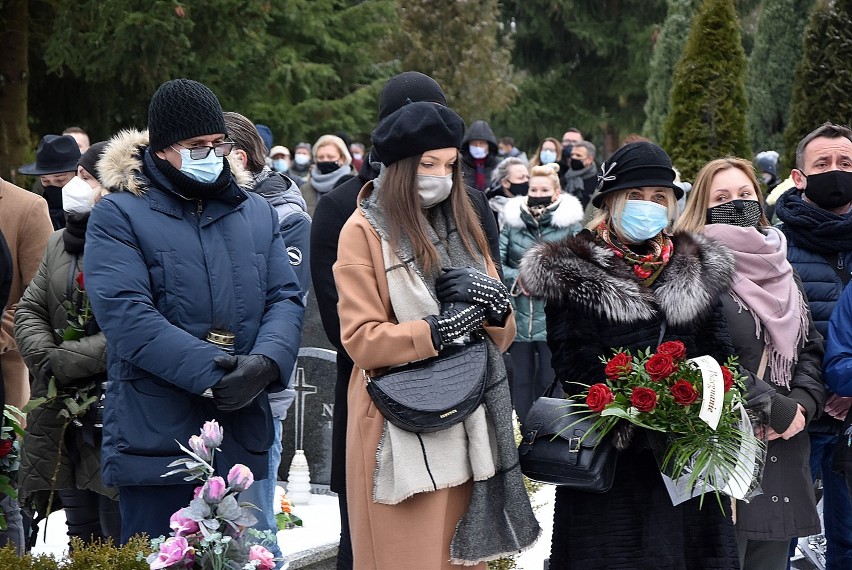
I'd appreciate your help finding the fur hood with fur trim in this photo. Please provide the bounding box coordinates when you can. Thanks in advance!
[97,129,252,196]
[501,194,584,230]
[519,230,734,327]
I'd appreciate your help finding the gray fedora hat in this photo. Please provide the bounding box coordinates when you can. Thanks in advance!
[19,135,81,175]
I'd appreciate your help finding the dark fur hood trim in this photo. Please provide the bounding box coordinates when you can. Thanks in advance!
[519,231,734,326]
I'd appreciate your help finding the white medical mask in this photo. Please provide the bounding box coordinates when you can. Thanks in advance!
[174,147,224,183]
[417,173,453,207]
[294,154,311,167]
[62,176,96,215]
[539,149,558,165]
[617,200,670,243]
[272,158,289,173]
[352,152,363,161]
[469,145,488,160]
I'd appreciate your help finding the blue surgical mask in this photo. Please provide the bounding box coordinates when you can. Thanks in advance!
[272,158,289,173]
[539,149,557,165]
[469,145,488,160]
[617,200,669,243]
[174,147,224,183]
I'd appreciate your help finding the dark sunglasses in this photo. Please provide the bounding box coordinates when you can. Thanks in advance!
[172,141,235,160]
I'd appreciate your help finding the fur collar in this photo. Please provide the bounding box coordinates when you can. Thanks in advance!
[502,194,584,230]
[519,231,734,326]
[97,129,252,196]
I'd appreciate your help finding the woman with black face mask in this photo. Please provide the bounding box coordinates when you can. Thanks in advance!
[676,157,826,570]
[498,163,583,425]
[299,134,354,216]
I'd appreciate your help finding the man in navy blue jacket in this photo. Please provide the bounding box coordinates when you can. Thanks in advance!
[85,79,305,543]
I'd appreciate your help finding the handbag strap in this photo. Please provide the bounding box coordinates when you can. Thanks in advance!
[543,379,559,398]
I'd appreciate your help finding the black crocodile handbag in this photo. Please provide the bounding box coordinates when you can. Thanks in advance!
[518,388,618,492]
[364,339,487,433]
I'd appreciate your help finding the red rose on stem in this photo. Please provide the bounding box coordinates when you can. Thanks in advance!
[670,379,699,406]
[644,352,676,381]
[721,366,734,392]
[657,340,686,360]
[76,272,85,290]
[0,438,13,459]
[630,387,658,412]
[604,352,632,380]
[586,383,615,413]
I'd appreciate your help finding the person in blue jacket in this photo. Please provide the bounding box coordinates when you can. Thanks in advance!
[84,78,305,543]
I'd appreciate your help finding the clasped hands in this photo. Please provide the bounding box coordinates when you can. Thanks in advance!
[210,353,279,412]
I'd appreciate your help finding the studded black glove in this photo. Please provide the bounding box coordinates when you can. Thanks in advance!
[211,354,279,412]
[436,267,511,321]
[423,302,486,351]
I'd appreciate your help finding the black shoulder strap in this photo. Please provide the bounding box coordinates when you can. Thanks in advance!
[821,252,851,287]
[66,254,80,302]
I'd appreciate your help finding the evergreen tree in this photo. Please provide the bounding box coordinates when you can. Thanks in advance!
[496,0,668,156]
[746,0,814,156]
[0,0,29,182]
[389,0,515,124]
[643,0,701,143]
[783,0,852,169]
[662,0,750,180]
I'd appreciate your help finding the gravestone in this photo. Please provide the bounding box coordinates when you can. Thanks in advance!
[280,346,337,491]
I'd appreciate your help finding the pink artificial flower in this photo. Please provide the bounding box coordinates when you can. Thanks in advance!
[188,435,210,461]
[200,420,224,448]
[169,508,199,537]
[249,544,276,570]
[193,486,203,500]
[202,476,227,503]
[227,464,254,492]
[150,536,194,569]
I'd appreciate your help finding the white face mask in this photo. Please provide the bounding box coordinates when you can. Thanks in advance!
[62,176,96,215]
[174,147,224,183]
[417,173,453,207]
[294,154,311,167]
[469,145,488,160]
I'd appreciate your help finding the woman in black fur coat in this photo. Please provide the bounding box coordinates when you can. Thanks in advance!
[519,142,741,569]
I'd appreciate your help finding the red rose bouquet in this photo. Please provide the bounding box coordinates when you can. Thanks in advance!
[571,341,765,507]
[0,406,23,530]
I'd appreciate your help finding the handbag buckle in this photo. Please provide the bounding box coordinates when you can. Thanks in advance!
[522,429,537,445]
[568,436,582,453]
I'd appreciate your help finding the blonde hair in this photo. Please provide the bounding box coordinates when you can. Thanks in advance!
[675,157,770,233]
[312,134,352,165]
[587,187,678,243]
[529,163,561,192]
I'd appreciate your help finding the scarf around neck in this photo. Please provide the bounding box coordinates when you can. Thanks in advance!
[596,222,673,286]
[359,176,540,563]
[775,188,852,254]
[703,224,807,388]
[308,163,350,195]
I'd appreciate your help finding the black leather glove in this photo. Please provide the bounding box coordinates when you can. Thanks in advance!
[211,354,279,412]
[436,267,511,321]
[423,302,486,351]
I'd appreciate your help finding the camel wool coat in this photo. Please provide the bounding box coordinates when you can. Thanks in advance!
[333,206,516,570]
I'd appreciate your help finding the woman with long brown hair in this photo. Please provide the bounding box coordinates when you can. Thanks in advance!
[333,101,539,568]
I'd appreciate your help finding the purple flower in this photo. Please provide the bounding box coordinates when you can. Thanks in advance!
[227,464,254,492]
[188,435,210,462]
[149,536,194,569]
[200,420,223,449]
[202,476,227,503]
[249,544,276,569]
[169,508,199,537]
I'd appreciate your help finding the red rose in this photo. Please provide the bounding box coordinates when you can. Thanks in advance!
[0,438,13,459]
[644,352,676,381]
[604,352,632,380]
[721,366,735,392]
[76,272,85,290]
[670,379,699,406]
[630,387,658,412]
[586,383,615,413]
[657,340,686,360]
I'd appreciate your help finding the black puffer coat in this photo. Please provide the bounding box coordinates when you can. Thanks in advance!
[520,230,740,569]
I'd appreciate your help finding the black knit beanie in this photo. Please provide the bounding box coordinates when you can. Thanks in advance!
[148,79,227,151]
[592,141,683,208]
[371,101,465,167]
[378,72,448,121]
[77,141,109,184]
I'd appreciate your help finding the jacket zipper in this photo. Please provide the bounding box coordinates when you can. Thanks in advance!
[528,296,534,337]
[196,200,203,217]
[838,253,844,271]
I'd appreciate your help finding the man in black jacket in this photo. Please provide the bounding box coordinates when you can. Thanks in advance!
[310,71,500,569]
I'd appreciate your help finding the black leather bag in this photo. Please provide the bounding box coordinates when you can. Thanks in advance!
[364,339,487,433]
[518,391,618,492]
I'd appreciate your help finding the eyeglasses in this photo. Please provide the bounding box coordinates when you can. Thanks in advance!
[172,141,235,160]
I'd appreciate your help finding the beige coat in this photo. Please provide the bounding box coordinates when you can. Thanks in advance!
[334,207,515,569]
[0,179,53,410]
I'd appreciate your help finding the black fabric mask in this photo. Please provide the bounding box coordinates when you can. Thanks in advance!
[803,170,852,209]
[706,199,762,227]
[508,181,529,196]
[570,158,585,171]
[527,196,553,208]
[316,161,339,175]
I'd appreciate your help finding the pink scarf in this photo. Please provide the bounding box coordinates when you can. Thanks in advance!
[703,224,808,388]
